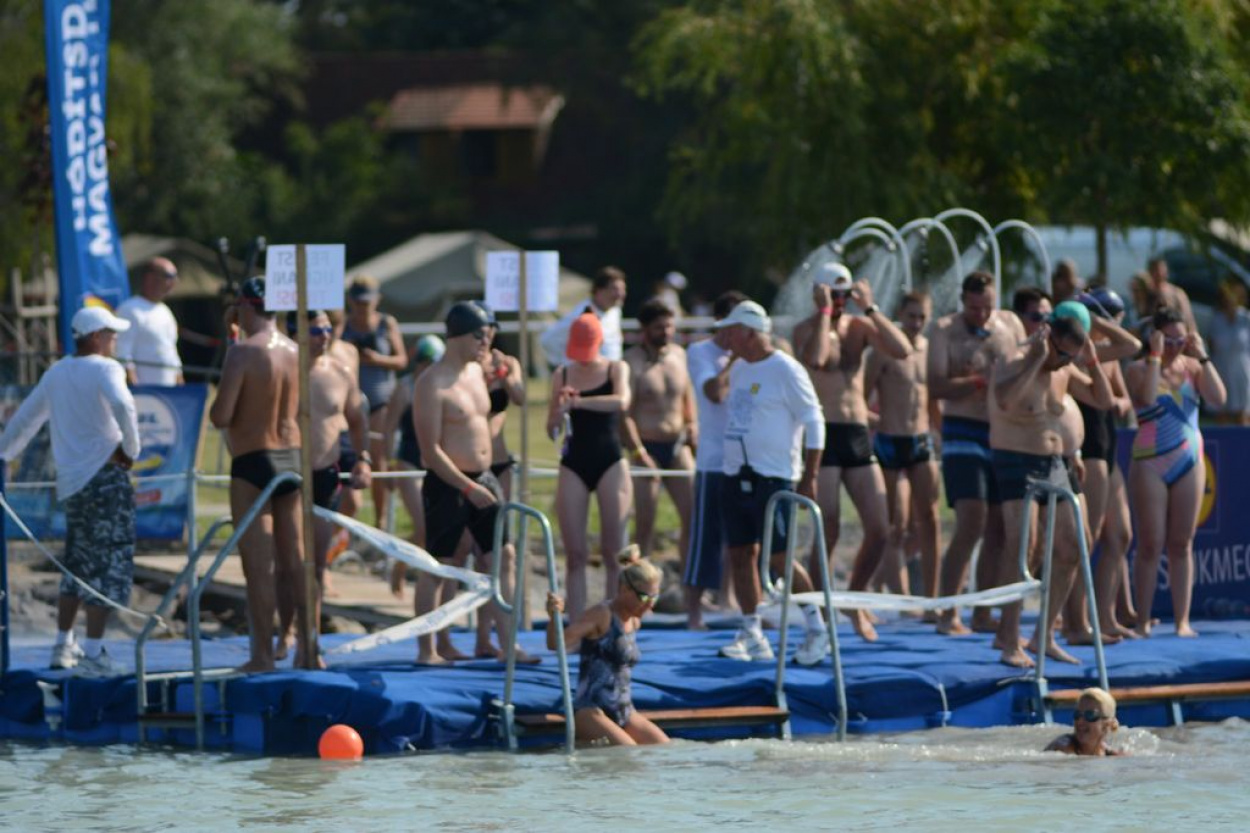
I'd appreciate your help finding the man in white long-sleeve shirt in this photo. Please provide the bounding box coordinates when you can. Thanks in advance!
[539,266,626,365]
[0,307,141,675]
[717,301,831,664]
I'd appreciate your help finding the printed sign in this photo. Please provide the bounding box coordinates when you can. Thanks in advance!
[485,250,560,312]
[264,244,346,312]
[2,383,208,541]
[45,0,130,349]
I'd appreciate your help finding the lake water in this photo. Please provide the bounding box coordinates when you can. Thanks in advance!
[2,720,1247,831]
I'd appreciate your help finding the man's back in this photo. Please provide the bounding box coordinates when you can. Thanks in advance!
[224,332,300,456]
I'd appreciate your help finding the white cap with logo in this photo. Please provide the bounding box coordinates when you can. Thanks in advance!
[71,306,131,339]
[713,300,772,334]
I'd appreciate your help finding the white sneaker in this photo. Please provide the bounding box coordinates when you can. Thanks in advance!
[50,641,83,670]
[794,628,830,667]
[719,628,775,662]
[77,647,122,678]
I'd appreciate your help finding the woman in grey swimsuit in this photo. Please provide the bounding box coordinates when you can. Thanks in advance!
[546,546,669,746]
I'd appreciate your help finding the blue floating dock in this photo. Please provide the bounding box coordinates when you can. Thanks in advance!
[3,617,1249,755]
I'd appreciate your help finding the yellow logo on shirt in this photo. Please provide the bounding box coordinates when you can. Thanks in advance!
[750,383,760,395]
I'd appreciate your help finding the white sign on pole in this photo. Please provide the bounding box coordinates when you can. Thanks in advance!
[485,250,560,313]
[264,244,346,312]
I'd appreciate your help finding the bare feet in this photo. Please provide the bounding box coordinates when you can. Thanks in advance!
[992,635,1028,652]
[475,646,543,665]
[274,634,295,661]
[1175,623,1199,638]
[1065,629,1122,646]
[936,616,973,636]
[1029,638,1081,665]
[970,610,999,633]
[999,647,1035,668]
[687,620,709,631]
[849,610,879,642]
[437,643,472,662]
[416,652,452,666]
[236,659,276,674]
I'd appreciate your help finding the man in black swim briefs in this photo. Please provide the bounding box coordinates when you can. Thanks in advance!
[209,277,313,671]
[623,299,697,562]
[413,301,534,665]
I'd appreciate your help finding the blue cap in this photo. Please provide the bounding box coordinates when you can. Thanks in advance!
[1079,288,1125,320]
[1052,300,1091,333]
[414,335,445,363]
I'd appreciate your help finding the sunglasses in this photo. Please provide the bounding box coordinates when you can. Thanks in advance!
[1163,336,1187,347]
[470,328,491,341]
[1075,709,1106,723]
[622,572,659,606]
[1049,334,1076,363]
[830,290,851,301]
[1024,311,1047,322]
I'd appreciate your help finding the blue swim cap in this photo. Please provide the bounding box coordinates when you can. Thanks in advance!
[1079,287,1125,320]
[414,335,445,363]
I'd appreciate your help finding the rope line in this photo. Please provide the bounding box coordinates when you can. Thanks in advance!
[762,580,1041,614]
[0,493,168,629]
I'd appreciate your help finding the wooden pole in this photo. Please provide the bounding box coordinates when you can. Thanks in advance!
[295,244,319,668]
[517,250,531,628]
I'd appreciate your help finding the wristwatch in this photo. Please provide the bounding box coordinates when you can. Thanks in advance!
[358,451,373,465]
[863,304,879,316]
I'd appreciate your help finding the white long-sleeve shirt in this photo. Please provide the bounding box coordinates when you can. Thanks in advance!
[722,350,825,481]
[539,300,623,365]
[0,355,141,499]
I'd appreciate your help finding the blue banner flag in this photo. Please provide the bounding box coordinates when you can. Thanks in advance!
[44,0,130,348]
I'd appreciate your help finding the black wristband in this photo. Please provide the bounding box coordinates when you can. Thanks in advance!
[1198,355,1212,365]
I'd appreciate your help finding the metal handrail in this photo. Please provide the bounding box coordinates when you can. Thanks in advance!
[1024,479,1110,721]
[993,219,1053,294]
[188,472,302,749]
[761,490,847,741]
[134,515,232,741]
[934,207,1003,304]
[491,501,575,753]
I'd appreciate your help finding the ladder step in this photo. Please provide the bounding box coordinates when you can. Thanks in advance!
[515,706,789,735]
[1045,680,1250,706]
[137,712,200,728]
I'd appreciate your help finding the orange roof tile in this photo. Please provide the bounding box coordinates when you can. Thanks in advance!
[383,84,564,132]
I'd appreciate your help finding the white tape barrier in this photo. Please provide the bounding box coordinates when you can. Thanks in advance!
[312,506,494,655]
[0,493,168,628]
[758,580,1041,622]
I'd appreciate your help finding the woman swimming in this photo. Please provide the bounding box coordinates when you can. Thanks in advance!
[1126,307,1226,637]
[546,545,669,746]
[1045,687,1123,756]
[548,313,633,618]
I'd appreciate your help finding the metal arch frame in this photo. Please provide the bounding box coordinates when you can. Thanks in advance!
[760,490,847,741]
[898,217,964,282]
[492,501,575,754]
[840,217,914,291]
[993,219,1053,295]
[934,207,1003,306]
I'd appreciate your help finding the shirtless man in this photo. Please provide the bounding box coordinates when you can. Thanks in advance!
[792,263,911,641]
[413,301,526,664]
[989,302,1112,667]
[208,277,310,672]
[273,310,372,659]
[928,272,1025,635]
[864,292,941,601]
[623,300,697,572]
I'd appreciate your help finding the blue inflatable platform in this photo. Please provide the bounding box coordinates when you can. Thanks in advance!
[2,617,1249,755]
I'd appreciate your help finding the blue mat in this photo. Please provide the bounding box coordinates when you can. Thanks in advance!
[3,617,1249,754]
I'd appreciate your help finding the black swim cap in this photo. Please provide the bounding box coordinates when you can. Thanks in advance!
[445,301,492,338]
[239,276,265,303]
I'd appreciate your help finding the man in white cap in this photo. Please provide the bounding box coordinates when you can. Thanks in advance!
[0,306,141,675]
[717,300,830,663]
[792,262,912,642]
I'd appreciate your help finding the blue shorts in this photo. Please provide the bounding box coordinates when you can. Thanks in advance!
[683,471,726,589]
[940,417,1000,507]
[874,433,934,470]
[721,472,794,554]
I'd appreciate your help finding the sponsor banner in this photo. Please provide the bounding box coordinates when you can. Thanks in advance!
[1119,426,1250,619]
[44,0,130,348]
[1,383,207,540]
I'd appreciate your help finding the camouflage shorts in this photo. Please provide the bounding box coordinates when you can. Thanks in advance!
[61,463,135,605]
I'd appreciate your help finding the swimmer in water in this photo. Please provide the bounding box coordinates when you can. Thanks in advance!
[1045,687,1123,756]
[546,545,669,746]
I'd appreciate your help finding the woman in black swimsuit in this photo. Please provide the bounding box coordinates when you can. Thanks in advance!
[547,313,634,618]
[481,328,525,500]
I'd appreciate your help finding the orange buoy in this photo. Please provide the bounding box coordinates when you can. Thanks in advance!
[319,724,364,760]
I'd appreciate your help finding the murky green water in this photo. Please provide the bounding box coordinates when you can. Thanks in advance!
[2,721,1247,831]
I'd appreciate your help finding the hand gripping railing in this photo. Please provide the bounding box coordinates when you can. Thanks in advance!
[134,515,232,741]
[491,501,575,753]
[1024,479,1110,722]
[188,471,302,749]
[761,491,847,741]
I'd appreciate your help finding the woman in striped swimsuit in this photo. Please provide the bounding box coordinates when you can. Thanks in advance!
[1126,307,1226,637]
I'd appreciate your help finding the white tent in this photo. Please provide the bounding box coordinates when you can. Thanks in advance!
[348,230,590,324]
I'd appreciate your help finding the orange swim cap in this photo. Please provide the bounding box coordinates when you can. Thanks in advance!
[566,312,603,362]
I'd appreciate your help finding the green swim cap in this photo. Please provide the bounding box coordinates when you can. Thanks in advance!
[1052,300,1091,333]
[414,335,445,363]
